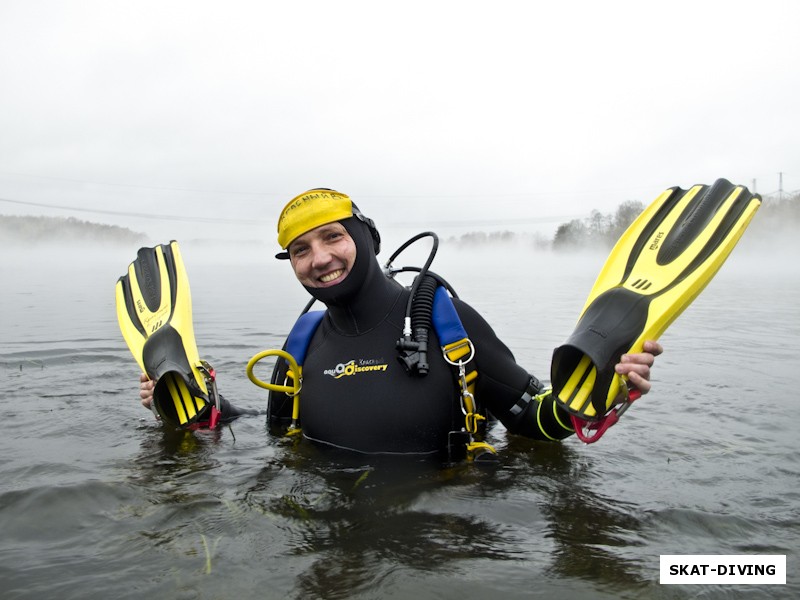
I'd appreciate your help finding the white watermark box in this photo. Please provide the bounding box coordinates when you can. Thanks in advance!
[660,555,786,585]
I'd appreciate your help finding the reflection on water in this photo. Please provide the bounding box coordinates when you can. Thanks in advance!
[1,242,798,599]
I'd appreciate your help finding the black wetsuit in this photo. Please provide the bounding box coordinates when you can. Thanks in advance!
[268,217,574,455]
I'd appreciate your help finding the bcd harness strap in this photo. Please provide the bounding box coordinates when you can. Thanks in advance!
[246,288,496,461]
[432,287,496,461]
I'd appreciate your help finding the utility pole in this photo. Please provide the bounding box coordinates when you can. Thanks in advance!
[778,172,784,201]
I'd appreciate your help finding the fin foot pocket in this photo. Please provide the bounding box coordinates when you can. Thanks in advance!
[153,371,211,427]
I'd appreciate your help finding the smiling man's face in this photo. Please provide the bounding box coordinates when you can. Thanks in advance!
[288,222,357,288]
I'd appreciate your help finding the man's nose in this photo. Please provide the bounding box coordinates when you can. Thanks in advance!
[309,243,333,267]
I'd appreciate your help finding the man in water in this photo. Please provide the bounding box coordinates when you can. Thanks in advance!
[140,189,662,457]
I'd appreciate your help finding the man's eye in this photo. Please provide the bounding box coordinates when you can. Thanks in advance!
[290,245,308,257]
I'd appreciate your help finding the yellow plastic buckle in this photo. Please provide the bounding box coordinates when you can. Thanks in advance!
[442,338,475,365]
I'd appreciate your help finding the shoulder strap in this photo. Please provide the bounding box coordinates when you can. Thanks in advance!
[285,310,326,366]
[432,286,474,364]
[431,286,496,462]
[432,286,467,345]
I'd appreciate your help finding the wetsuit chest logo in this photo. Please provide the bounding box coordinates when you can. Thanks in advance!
[323,358,389,379]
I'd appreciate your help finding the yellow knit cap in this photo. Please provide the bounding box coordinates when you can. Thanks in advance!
[277,189,353,249]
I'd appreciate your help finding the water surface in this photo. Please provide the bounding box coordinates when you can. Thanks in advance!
[2,238,797,599]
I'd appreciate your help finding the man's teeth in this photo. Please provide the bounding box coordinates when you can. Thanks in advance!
[320,269,343,283]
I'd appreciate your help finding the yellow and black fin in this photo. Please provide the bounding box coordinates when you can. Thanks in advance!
[115,241,212,427]
[551,179,760,422]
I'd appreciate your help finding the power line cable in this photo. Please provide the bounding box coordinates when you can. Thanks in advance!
[0,196,265,224]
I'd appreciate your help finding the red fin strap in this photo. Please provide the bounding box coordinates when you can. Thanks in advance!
[186,406,221,431]
[187,360,221,430]
[207,405,220,429]
[571,389,641,444]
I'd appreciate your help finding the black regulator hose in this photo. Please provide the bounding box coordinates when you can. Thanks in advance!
[388,267,459,299]
[395,274,437,375]
[383,231,440,326]
[385,232,445,376]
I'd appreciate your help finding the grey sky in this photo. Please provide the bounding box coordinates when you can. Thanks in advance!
[1,0,797,242]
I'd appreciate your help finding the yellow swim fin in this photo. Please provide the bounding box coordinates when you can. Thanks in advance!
[115,241,216,427]
[551,178,761,422]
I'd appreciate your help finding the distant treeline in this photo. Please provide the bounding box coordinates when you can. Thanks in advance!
[449,189,799,251]
[446,201,644,250]
[0,214,145,244]
[552,200,644,250]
